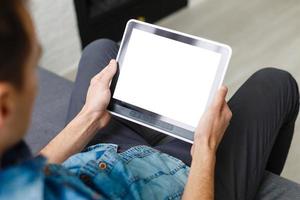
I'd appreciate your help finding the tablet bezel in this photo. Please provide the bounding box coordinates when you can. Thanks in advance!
[108,19,232,143]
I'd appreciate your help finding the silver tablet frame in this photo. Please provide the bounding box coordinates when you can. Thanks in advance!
[108,19,232,143]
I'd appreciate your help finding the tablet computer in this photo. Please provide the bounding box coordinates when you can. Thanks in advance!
[108,19,232,143]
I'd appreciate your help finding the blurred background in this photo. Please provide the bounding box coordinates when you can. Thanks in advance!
[29,0,300,182]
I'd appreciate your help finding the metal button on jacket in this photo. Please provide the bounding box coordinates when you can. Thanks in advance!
[98,162,107,170]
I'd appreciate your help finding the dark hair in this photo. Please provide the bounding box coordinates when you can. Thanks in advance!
[0,0,31,89]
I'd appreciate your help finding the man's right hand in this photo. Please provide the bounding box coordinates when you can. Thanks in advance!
[191,86,232,157]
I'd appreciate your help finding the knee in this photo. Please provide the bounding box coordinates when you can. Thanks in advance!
[253,67,299,104]
[86,39,117,49]
[82,39,118,56]
[253,68,298,89]
[254,67,291,81]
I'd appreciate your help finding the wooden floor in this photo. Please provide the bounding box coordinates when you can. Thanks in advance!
[157,0,300,182]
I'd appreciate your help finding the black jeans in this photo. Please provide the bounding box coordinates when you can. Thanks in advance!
[66,39,299,200]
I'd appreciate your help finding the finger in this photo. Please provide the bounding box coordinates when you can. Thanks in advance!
[212,86,228,111]
[100,60,117,86]
[221,103,232,123]
[93,59,116,80]
[224,103,232,120]
[190,144,195,157]
[91,65,109,82]
[222,101,229,113]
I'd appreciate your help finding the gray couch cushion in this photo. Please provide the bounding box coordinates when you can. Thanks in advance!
[256,171,300,199]
[25,68,73,153]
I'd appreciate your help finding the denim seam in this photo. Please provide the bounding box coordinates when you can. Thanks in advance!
[143,164,187,183]
[120,145,158,164]
[83,143,118,152]
[165,189,184,200]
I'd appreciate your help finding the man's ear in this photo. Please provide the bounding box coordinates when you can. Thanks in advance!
[0,84,15,128]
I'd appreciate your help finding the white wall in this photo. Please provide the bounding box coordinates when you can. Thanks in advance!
[29,0,81,76]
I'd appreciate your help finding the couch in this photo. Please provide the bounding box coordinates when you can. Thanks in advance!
[25,68,300,199]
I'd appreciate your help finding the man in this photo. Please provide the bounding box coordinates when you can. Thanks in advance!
[0,0,299,199]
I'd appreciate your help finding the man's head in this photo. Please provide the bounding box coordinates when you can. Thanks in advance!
[0,0,41,154]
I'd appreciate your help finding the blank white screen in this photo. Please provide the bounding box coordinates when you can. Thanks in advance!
[113,28,222,128]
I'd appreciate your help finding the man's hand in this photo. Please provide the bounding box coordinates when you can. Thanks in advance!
[182,86,232,200]
[40,60,117,163]
[191,86,232,157]
[81,59,117,129]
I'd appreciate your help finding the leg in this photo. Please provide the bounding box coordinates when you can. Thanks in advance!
[117,119,167,146]
[215,68,299,200]
[155,138,192,165]
[65,39,148,151]
[265,115,297,175]
[155,68,299,200]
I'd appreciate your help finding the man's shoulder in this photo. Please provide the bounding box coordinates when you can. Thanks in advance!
[0,156,103,200]
[0,156,46,200]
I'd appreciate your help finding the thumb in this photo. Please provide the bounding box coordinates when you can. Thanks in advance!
[101,60,118,86]
[212,86,228,111]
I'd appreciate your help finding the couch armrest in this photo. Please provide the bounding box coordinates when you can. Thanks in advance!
[25,68,73,154]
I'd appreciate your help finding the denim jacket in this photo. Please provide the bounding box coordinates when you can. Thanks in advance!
[0,143,189,200]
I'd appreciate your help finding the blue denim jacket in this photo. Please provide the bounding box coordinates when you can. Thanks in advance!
[0,143,189,200]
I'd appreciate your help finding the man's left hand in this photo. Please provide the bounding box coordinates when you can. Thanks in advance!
[81,59,117,129]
